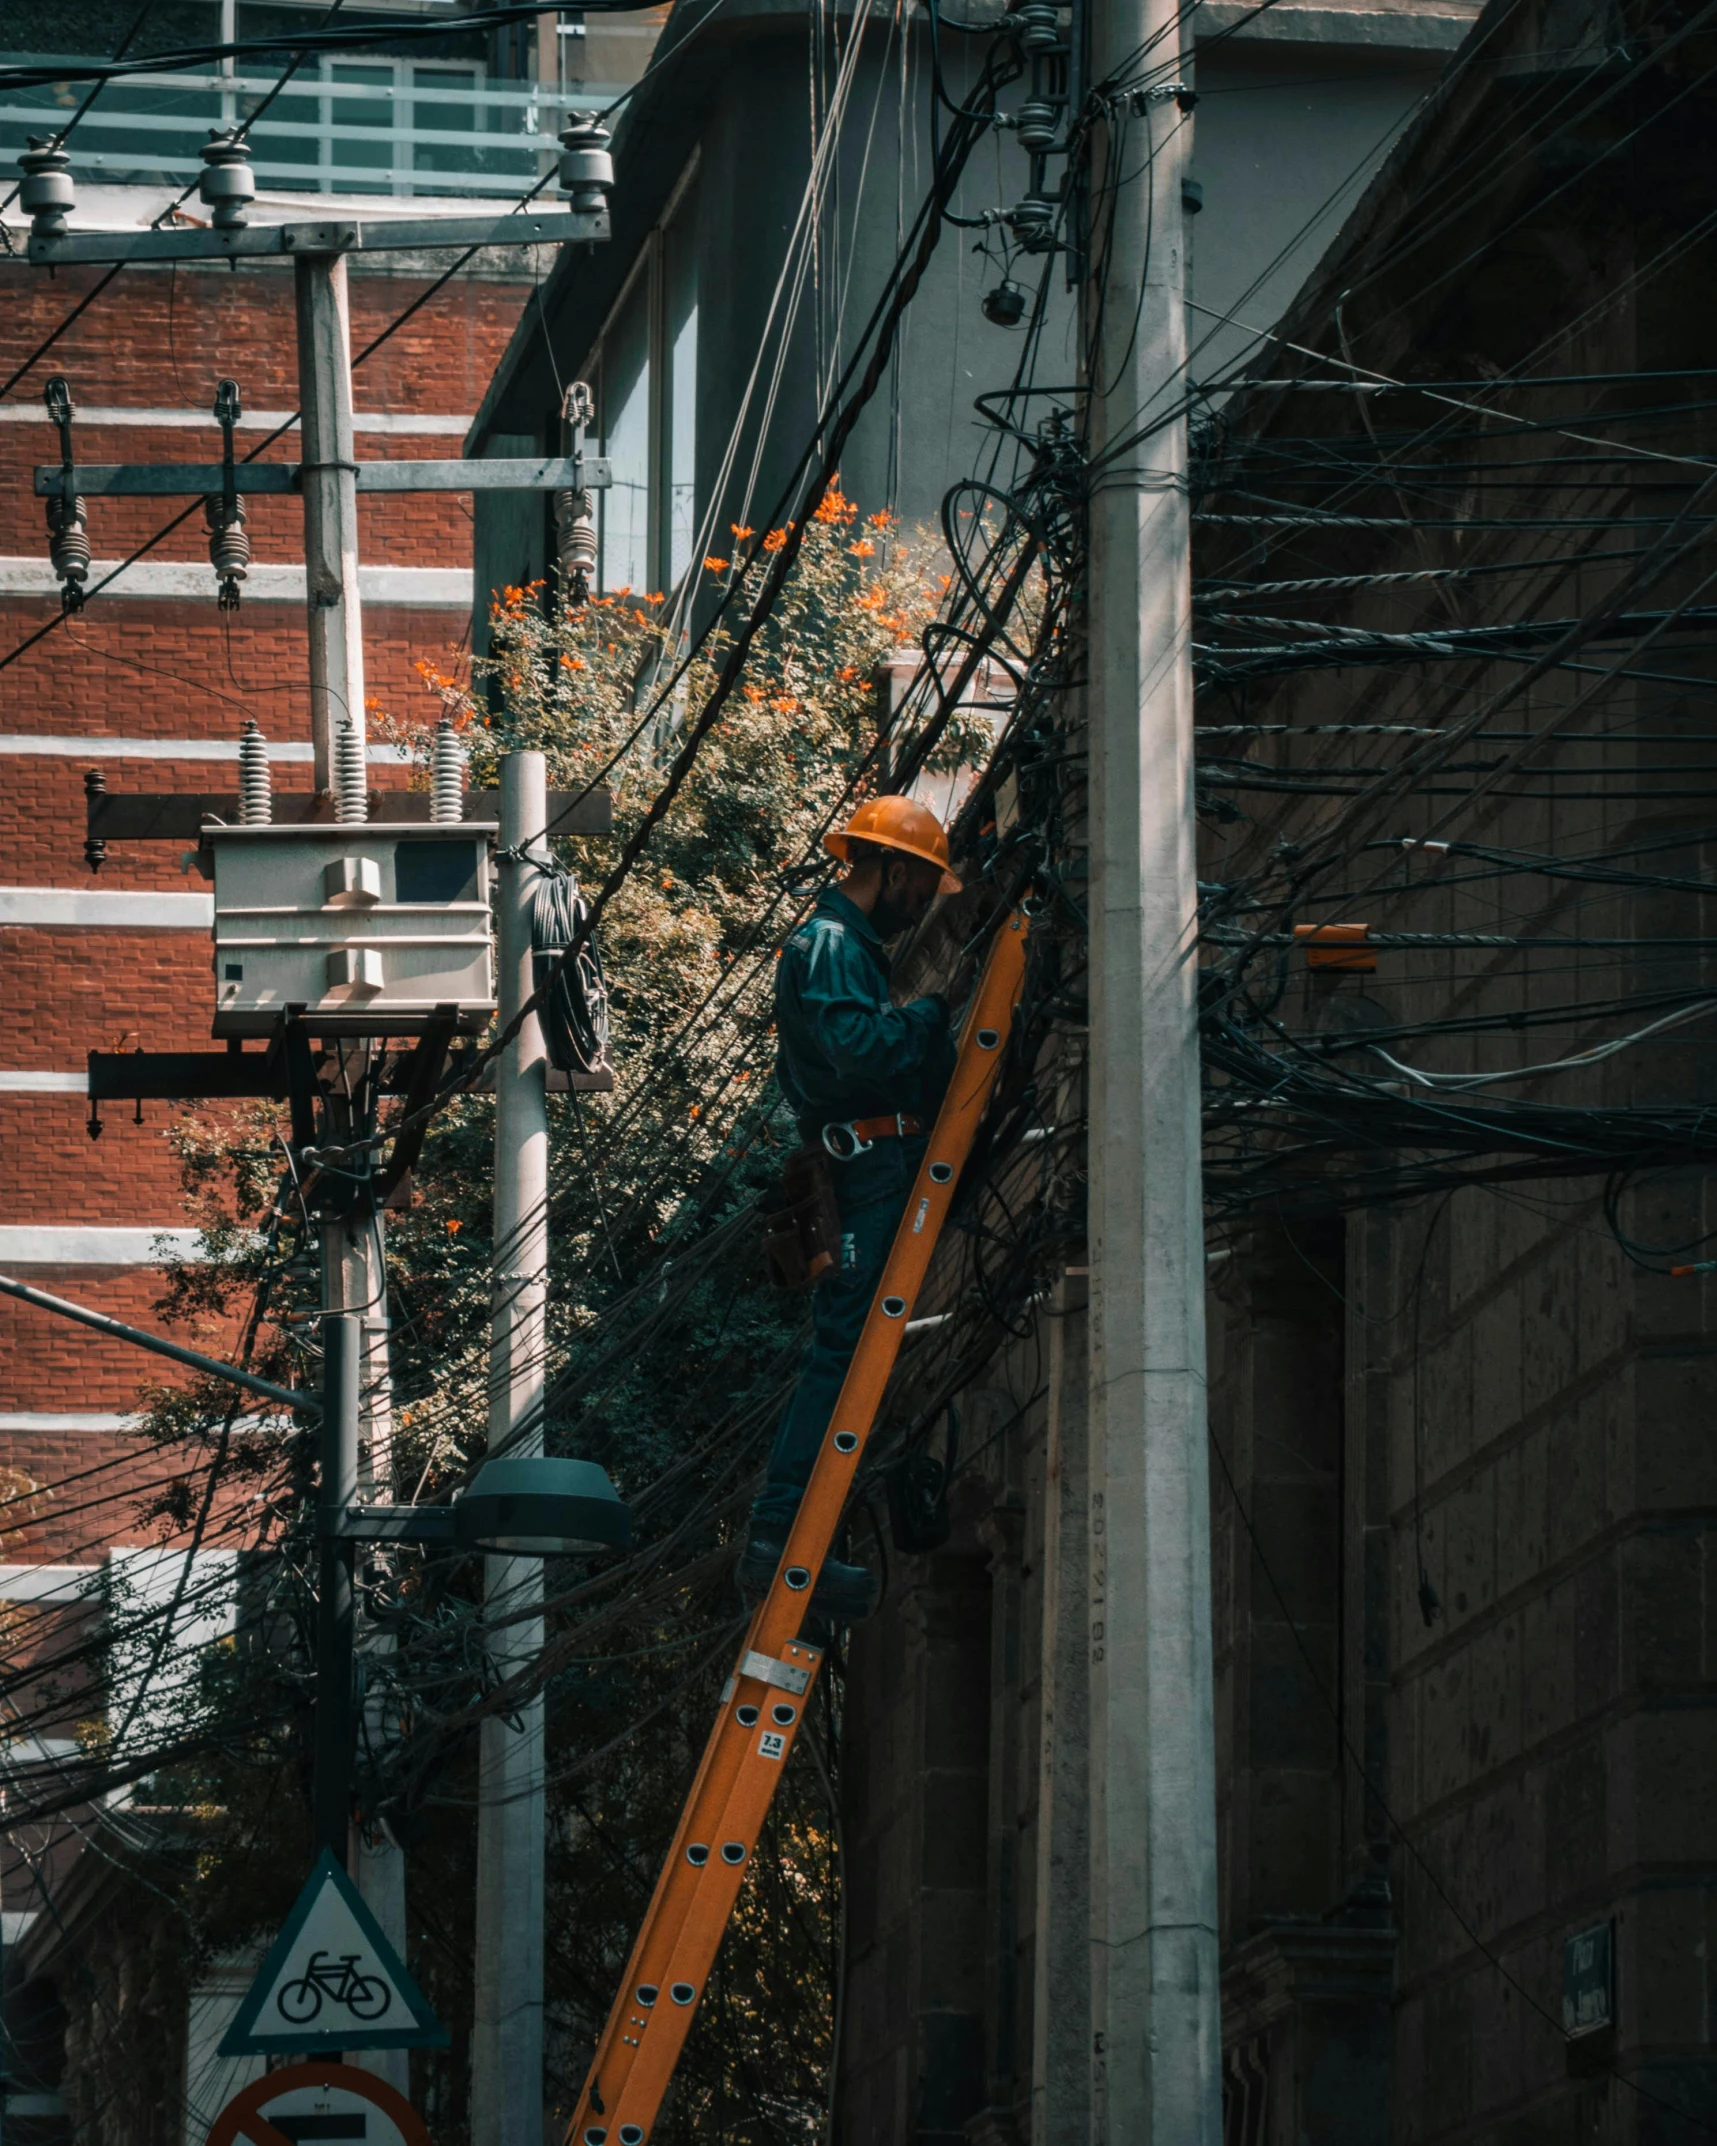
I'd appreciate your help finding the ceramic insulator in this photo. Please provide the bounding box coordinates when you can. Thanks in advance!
[431,714,466,823]
[238,720,272,824]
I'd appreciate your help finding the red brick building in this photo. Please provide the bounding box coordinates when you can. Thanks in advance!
[0,246,526,1535]
[0,185,553,2146]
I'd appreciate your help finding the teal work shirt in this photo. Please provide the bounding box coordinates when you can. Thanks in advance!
[775,888,954,1137]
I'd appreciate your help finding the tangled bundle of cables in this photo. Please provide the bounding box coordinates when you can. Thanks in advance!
[532,864,613,1079]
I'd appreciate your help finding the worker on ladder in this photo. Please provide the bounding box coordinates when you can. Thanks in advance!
[740,796,962,1621]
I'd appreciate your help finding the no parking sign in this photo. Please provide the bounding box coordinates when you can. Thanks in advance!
[205,2060,430,2146]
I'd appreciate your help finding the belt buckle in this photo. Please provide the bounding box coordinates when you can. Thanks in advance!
[822,1120,871,1161]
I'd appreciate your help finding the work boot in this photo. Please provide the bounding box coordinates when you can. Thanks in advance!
[738,1529,879,1623]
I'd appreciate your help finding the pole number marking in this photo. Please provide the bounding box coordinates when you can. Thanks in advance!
[758,1731,787,1761]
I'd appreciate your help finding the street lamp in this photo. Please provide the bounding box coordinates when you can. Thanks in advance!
[454,1456,630,1555]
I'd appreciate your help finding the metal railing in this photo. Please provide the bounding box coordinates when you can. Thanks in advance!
[0,57,624,199]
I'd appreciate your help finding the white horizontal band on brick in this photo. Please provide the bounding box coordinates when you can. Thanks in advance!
[0,1410,262,1434]
[0,406,472,435]
[0,1565,99,1604]
[0,1072,85,1093]
[0,560,473,606]
[0,736,411,761]
[0,1412,141,1431]
[0,888,213,927]
[0,1225,207,1264]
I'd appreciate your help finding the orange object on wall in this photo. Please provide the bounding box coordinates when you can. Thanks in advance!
[1293,922,1376,971]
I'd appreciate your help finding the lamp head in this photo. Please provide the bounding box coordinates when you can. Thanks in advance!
[455,1455,631,1556]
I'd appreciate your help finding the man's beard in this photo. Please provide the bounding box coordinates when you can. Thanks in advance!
[870,887,920,938]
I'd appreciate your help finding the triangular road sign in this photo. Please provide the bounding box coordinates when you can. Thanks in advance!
[218,1851,449,2055]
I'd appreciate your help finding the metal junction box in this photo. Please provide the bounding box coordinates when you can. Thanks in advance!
[208,823,495,1037]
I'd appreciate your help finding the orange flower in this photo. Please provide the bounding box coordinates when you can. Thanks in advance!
[814,482,852,524]
[446,1218,461,1234]
[763,527,789,553]
[849,538,875,559]
[704,555,730,573]
[731,523,754,540]
[689,1104,701,1119]
[837,664,859,682]
[560,653,586,670]
[867,509,894,529]
[743,683,765,702]
[771,694,799,715]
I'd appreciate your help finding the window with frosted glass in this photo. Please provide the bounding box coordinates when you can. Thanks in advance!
[600,271,652,595]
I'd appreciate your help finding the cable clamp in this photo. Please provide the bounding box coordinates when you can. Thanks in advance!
[740,1648,811,1696]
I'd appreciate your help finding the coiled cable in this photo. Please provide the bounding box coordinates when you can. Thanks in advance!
[532,864,613,1077]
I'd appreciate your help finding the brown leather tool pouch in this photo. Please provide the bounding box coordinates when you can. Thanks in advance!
[762,1146,842,1293]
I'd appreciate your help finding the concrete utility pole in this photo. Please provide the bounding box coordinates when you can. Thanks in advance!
[299,248,409,2088]
[331,1214,411,2095]
[296,251,367,802]
[1081,0,1222,2131]
[472,752,550,2146]
[315,1313,360,1862]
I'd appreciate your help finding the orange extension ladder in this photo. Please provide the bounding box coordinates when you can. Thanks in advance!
[566,907,1030,2146]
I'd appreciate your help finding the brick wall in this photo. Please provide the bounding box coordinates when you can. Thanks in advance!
[0,249,531,1565]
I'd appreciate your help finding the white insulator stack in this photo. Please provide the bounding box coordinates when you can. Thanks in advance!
[335,715,367,825]
[238,719,272,824]
[431,715,466,824]
[555,488,598,601]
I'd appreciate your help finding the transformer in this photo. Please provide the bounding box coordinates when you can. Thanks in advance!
[208,822,496,1038]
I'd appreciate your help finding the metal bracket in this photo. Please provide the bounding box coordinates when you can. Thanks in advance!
[26,205,609,268]
[375,1012,457,1210]
[36,455,613,498]
[324,1503,457,1545]
[82,783,612,856]
[738,1648,813,1696]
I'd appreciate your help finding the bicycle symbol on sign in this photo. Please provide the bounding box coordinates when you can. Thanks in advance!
[276,1951,393,2025]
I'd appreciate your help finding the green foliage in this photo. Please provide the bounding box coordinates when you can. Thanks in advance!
[116,498,964,2143]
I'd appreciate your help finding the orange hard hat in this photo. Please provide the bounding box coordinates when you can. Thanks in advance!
[824,794,961,893]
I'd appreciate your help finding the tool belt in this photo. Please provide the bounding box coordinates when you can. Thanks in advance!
[761,1147,843,1293]
[819,1111,923,1161]
[761,1116,924,1292]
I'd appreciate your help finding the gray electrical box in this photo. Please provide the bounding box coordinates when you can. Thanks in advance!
[208,822,494,1037]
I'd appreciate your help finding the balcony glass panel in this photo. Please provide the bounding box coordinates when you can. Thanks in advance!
[0,55,640,199]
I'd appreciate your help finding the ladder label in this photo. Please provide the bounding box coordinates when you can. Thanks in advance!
[757,1731,787,1761]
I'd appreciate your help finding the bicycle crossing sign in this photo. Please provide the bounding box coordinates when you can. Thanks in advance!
[218,1851,448,2056]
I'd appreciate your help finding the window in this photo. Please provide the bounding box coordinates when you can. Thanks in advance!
[586,163,699,597]
[599,268,653,595]
[661,208,699,589]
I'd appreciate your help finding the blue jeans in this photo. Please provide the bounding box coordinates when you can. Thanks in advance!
[751,1137,923,1536]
